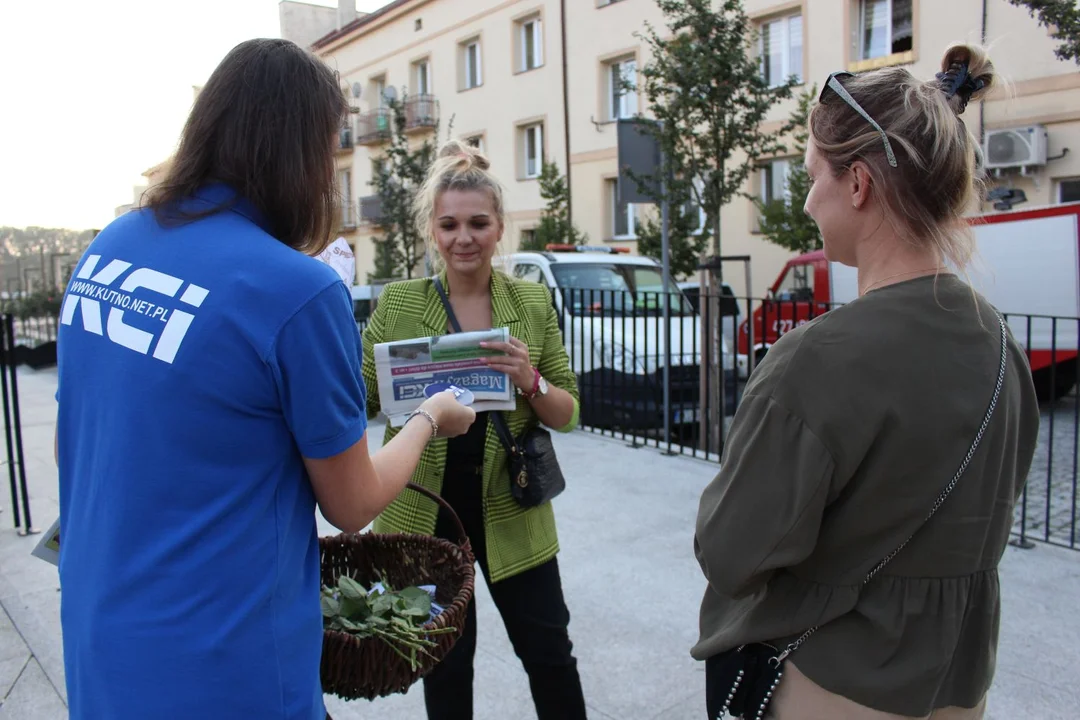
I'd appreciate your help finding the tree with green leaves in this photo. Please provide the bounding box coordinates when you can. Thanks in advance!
[754,85,822,255]
[365,93,448,281]
[523,160,587,251]
[630,0,796,265]
[368,235,400,284]
[1009,0,1080,65]
[635,204,709,279]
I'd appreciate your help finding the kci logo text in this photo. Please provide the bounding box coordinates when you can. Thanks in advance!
[61,254,209,364]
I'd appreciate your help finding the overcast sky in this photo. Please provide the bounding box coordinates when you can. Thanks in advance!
[0,0,388,231]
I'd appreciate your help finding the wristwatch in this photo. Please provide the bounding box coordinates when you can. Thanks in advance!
[519,367,548,400]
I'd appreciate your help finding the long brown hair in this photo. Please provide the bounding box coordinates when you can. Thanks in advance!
[146,38,347,254]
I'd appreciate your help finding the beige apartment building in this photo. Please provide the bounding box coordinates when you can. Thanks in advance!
[288,0,1080,295]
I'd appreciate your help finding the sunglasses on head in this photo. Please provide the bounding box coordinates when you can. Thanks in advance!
[818,71,898,169]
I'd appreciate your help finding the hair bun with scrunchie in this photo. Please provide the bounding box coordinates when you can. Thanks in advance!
[935,63,985,115]
[437,139,491,171]
[934,44,995,116]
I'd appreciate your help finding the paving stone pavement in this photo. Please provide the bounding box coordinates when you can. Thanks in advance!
[1,367,1078,719]
[1013,393,1080,547]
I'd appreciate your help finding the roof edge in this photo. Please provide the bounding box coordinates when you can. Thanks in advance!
[311,0,414,50]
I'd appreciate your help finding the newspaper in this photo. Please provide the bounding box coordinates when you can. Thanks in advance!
[31,516,61,566]
[373,329,517,427]
[314,237,357,285]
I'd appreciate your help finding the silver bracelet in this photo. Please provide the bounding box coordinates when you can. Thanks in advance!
[406,409,438,440]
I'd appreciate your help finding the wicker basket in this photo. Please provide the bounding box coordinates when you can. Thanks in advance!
[319,482,476,700]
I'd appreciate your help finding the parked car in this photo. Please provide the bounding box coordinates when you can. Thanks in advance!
[497,245,737,429]
[677,279,747,378]
[350,285,378,331]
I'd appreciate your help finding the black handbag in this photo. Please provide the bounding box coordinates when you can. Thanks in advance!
[705,313,1009,720]
[432,277,566,508]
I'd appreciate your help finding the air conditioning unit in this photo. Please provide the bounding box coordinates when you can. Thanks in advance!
[983,125,1048,170]
[359,194,384,224]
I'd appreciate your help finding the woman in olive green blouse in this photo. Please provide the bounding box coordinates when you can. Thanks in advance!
[693,44,1040,719]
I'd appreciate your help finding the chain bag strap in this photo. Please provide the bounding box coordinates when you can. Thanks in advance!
[707,314,1009,720]
[432,277,565,508]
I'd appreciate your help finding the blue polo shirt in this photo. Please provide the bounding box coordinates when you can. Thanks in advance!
[55,184,367,719]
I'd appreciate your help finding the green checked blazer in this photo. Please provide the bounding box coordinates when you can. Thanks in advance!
[361,270,580,584]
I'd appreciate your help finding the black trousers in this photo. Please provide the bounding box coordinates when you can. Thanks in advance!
[422,466,587,720]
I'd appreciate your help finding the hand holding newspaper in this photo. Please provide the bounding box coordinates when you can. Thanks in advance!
[374,329,517,427]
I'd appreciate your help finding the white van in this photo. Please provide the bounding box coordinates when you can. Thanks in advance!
[498,246,736,429]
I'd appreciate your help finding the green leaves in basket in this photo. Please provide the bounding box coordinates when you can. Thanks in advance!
[320,594,340,619]
[321,575,457,673]
[396,586,432,619]
[338,576,367,601]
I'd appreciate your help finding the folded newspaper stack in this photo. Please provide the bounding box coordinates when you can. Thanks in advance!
[373,329,517,427]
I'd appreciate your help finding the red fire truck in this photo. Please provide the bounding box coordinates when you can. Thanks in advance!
[738,202,1080,401]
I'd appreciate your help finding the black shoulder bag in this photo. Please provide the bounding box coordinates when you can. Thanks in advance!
[432,277,566,508]
[705,313,1009,720]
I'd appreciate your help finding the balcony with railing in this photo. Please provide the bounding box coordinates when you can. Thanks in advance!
[404,94,439,133]
[355,108,392,145]
[337,126,353,153]
[358,194,384,227]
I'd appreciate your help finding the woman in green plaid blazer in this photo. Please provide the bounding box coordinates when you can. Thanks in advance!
[361,140,588,719]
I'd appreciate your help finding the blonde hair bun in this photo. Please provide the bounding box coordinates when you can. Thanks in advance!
[936,43,995,115]
[436,139,491,172]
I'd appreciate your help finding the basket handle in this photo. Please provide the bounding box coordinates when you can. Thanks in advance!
[405,481,469,548]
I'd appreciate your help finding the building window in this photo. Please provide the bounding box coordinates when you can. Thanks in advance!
[521,122,544,179]
[462,39,483,90]
[413,59,431,95]
[338,169,355,227]
[519,230,538,254]
[859,0,913,61]
[760,14,803,87]
[373,75,388,107]
[1061,179,1080,204]
[760,159,792,205]
[607,178,636,238]
[517,16,544,72]
[465,134,485,152]
[606,57,638,121]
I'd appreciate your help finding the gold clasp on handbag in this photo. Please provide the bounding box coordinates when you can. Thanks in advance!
[516,471,528,488]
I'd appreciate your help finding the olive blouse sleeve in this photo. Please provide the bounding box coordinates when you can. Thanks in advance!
[694,393,836,599]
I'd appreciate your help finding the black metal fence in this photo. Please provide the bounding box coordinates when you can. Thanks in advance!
[4,315,58,369]
[1,314,37,535]
[553,288,1080,551]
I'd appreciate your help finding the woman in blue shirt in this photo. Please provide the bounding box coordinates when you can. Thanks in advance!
[53,38,475,720]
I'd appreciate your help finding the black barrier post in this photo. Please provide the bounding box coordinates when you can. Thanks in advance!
[1072,318,1079,549]
[1007,312,1036,549]
[0,314,19,529]
[2,316,36,536]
